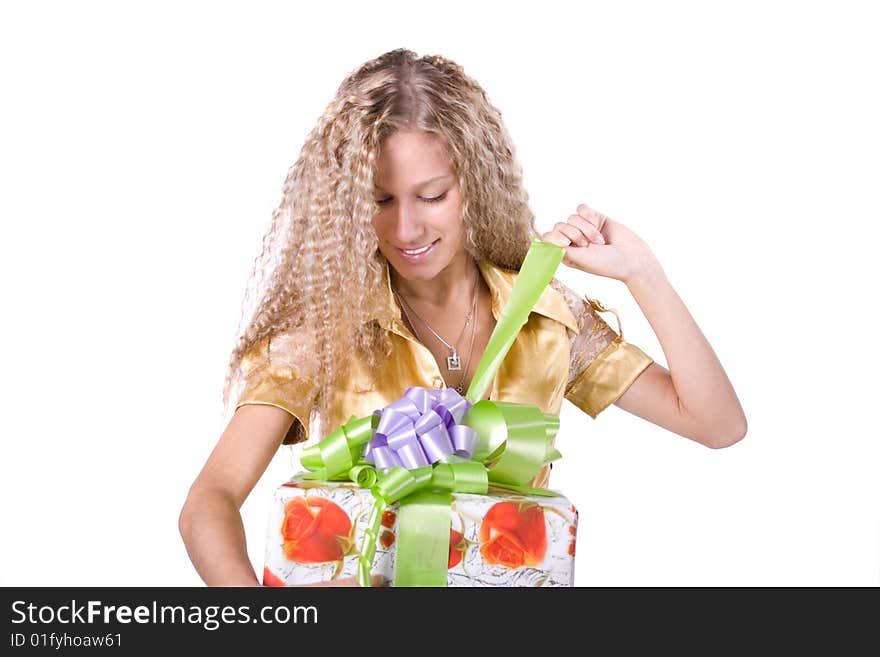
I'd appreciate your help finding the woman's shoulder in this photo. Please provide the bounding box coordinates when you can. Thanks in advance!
[548,277,587,317]
[242,325,319,381]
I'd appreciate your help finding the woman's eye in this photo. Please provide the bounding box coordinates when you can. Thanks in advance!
[374,192,447,206]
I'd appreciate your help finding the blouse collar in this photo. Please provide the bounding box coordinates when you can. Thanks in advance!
[376,256,580,337]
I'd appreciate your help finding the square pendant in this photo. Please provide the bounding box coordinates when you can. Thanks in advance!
[446,354,462,371]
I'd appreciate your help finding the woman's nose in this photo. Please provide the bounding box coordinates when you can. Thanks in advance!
[391,200,428,244]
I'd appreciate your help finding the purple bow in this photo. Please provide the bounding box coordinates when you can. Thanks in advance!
[362,387,478,470]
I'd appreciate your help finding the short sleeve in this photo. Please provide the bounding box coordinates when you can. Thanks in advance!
[234,331,319,445]
[561,290,653,419]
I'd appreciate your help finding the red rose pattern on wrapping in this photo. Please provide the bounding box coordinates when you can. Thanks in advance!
[280,496,354,564]
[478,501,548,569]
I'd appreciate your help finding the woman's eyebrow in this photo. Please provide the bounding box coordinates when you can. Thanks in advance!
[374,173,454,191]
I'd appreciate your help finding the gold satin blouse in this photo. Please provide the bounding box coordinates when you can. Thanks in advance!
[235,259,653,488]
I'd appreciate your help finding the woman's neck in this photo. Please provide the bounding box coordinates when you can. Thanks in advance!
[391,251,480,309]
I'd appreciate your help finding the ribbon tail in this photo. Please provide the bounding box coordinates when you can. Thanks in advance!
[357,492,386,587]
[466,240,564,403]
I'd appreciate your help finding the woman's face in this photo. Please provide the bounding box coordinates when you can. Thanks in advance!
[371,130,466,281]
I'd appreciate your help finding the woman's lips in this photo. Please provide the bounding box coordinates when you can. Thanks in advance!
[397,239,439,262]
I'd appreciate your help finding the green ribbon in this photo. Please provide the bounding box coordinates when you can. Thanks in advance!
[396,491,453,586]
[466,238,565,403]
[462,400,561,486]
[356,461,489,586]
[297,239,567,586]
[299,414,378,481]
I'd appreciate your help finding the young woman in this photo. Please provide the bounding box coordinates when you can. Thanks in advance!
[179,48,747,587]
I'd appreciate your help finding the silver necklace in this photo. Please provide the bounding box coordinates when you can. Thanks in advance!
[398,291,478,394]
[394,269,479,390]
[395,268,477,371]
[453,298,477,394]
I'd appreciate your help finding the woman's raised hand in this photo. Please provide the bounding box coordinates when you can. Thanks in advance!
[541,203,658,285]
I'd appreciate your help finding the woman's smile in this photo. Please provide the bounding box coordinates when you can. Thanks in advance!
[397,238,440,262]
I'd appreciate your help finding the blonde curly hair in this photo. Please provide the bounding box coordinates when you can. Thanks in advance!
[222,47,549,437]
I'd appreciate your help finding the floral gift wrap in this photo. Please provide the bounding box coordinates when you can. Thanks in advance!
[262,478,578,587]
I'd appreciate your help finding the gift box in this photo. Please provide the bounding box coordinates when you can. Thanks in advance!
[261,240,580,587]
[263,477,577,587]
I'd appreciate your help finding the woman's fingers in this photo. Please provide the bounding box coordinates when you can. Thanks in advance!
[553,222,588,246]
[567,213,606,244]
[576,203,607,232]
[541,229,569,247]
[542,206,608,249]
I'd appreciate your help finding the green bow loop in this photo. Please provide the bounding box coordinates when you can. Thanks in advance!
[300,414,378,479]
[429,461,488,494]
[348,464,378,488]
[543,412,561,444]
[372,466,433,505]
[462,401,561,486]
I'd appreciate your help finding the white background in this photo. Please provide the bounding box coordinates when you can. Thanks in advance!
[1,0,877,587]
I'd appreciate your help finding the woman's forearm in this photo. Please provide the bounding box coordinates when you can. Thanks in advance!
[626,259,747,443]
[179,489,261,587]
